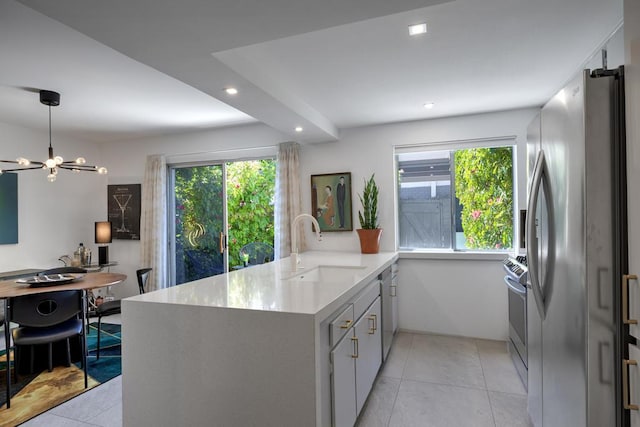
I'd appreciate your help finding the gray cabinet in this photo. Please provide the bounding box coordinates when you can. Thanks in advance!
[330,280,382,426]
[331,330,357,427]
[391,262,398,335]
[354,297,381,415]
[380,263,399,361]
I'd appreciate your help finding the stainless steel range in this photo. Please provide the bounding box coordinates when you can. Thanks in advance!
[503,255,528,388]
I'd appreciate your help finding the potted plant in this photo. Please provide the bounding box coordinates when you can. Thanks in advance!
[356,174,382,254]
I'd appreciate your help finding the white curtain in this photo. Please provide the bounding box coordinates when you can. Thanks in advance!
[275,142,302,259]
[140,154,167,291]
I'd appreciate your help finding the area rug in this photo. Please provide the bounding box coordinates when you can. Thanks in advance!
[0,322,121,426]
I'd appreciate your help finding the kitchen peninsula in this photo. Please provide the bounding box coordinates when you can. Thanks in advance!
[122,251,397,426]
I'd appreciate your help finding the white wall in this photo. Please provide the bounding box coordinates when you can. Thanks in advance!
[0,121,105,272]
[299,108,539,340]
[399,258,510,338]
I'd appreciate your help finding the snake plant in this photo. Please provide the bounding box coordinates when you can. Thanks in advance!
[358,174,379,229]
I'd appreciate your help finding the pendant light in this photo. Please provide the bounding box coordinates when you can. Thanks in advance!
[0,90,107,182]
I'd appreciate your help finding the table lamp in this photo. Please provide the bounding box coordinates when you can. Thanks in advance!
[95,221,112,265]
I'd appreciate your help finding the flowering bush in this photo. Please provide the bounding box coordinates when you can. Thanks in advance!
[454,147,513,250]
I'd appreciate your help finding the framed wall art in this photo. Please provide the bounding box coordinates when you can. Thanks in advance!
[108,184,141,240]
[310,172,352,232]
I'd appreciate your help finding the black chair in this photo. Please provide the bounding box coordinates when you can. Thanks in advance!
[39,267,91,330]
[136,268,152,295]
[7,266,87,348]
[95,268,151,359]
[2,303,15,408]
[239,242,274,267]
[6,290,87,407]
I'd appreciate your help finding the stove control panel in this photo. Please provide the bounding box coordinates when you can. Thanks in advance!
[503,256,528,285]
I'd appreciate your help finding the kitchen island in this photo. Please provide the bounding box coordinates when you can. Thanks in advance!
[122,251,397,426]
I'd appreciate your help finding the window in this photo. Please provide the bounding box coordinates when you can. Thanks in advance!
[396,139,515,252]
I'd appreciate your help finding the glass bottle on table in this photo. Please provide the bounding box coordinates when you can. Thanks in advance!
[83,248,91,266]
[72,243,84,267]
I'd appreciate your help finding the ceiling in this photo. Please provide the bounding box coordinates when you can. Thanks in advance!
[0,0,623,144]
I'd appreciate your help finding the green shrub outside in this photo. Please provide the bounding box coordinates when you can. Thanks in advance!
[226,160,276,266]
[175,165,224,251]
[454,147,513,250]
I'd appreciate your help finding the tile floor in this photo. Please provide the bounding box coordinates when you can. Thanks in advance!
[357,333,531,427]
[20,330,531,427]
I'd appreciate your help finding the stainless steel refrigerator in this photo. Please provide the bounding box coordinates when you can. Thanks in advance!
[526,66,627,427]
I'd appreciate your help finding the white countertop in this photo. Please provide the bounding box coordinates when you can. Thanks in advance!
[126,251,397,318]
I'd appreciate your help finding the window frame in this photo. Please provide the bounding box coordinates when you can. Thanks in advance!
[394,136,517,254]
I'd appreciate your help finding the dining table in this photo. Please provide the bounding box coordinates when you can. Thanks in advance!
[1,272,127,408]
[1,271,127,338]
[0,272,126,298]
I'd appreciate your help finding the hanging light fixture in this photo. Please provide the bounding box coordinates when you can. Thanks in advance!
[0,90,107,182]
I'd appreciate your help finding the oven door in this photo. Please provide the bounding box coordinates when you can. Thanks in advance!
[504,276,527,368]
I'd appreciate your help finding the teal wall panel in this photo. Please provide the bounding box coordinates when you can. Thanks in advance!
[0,173,18,244]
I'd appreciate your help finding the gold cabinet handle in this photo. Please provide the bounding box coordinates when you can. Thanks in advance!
[340,320,352,329]
[624,359,639,410]
[623,274,638,325]
[368,314,378,334]
[351,337,359,359]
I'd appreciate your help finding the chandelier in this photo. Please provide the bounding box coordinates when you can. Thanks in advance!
[0,90,107,182]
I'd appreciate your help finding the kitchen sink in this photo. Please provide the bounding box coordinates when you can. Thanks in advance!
[283,265,367,283]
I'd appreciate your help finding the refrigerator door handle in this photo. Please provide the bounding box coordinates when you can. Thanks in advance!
[623,274,639,325]
[624,358,639,410]
[527,150,549,319]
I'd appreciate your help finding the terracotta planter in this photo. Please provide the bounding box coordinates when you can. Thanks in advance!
[356,229,383,254]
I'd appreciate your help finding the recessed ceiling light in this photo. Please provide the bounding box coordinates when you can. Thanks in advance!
[225,87,238,95]
[295,126,304,132]
[423,102,435,109]
[408,23,427,36]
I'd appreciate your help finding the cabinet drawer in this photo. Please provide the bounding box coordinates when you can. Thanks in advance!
[330,304,354,347]
[353,280,380,320]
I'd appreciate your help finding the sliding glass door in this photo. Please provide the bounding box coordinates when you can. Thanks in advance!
[170,164,227,285]
[169,159,276,286]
